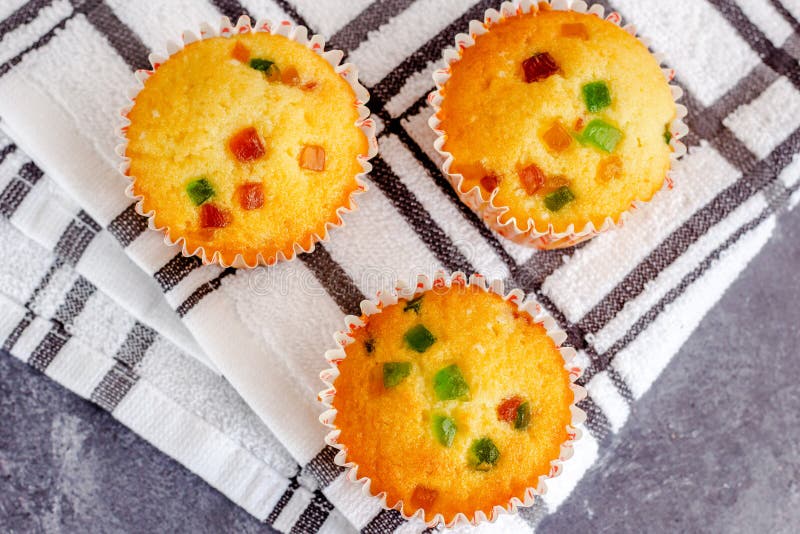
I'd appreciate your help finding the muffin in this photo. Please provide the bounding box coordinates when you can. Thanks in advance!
[319,272,585,527]
[120,18,374,267]
[429,1,686,249]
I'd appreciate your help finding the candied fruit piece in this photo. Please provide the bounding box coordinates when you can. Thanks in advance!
[519,163,546,195]
[365,338,375,354]
[250,58,279,80]
[574,117,585,131]
[597,155,623,183]
[468,437,499,471]
[544,186,575,212]
[432,414,457,447]
[237,182,264,210]
[433,364,469,401]
[582,81,612,113]
[561,22,589,40]
[403,296,423,314]
[411,486,439,510]
[515,401,531,430]
[664,123,673,145]
[383,362,411,388]
[281,65,301,85]
[231,41,250,63]
[229,127,266,162]
[579,119,623,153]
[523,52,559,83]
[480,174,499,192]
[543,121,572,153]
[497,396,524,423]
[200,203,230,228]
[302,81,318,91]
[186,177,214,206]
[299,145,325,171]
[404,324,436,353]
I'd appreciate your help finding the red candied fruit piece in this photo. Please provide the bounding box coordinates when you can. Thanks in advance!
[497,396,524,423]
[237,182,264,210]
[200,203,231,228]
[518,163,546,195]
[231,41,250,63]
[480,174,499,192]
[410,486,439,510]
[229,127,266,162]
[522,52,559,83]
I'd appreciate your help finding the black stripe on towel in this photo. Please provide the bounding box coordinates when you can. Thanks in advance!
[361,509,406,534]
[52,276,96,334]
[107,203,149,248]
[91,361,139,411]
[153,253,204,292]
[328,0,416,53]
[0,0,54,41]
[0,143,17,167]
[78,0,150,70]
[0,161,43,218]
[301,246,365,316]
[114,321,157,368]
[266,476,301,525]
[0,10,74,78]
[2,311,35,353]
[28,327,71,372]
[290,489,335,534]
[301,445,344,489]
[54,213,100,266]
[176,267,236,317]
[209,0,249,20]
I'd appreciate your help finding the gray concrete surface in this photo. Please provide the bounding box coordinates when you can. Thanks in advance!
[1,205,799,533]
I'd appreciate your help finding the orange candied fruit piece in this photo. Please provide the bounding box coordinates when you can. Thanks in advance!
[237,182,264,210]
[410,485,439,510]
[543,121,572,153]
[480,174,499,192]
[231,41,250,63]
[561,22,589,40]
[200,203,230,228]
[518,163,546,195]
[229,127,266,162]
[299,145,325,171]
[281,66,301,85]
[597,155,623,182]
[497,396,523,423]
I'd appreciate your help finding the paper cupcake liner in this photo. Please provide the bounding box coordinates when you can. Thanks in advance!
[318,270,587,529]
[116,16,378,268]
[427,0,689,250]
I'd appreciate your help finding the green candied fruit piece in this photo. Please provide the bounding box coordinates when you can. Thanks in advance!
[404,324,436,353]
[403,296,424,314]
[383,362,411,388]
[579,119,623,153]
[514,402,531,430]
[186,177,214,206]
[364,338,375,355]
[432,414,457,447]
[468,437,500,471]
[664,123,673,145]
[582,81,611,113]
[433,364,470,401]
[249,58,278,75]
[544,186,575,212]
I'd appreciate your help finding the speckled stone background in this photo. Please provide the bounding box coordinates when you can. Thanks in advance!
[2,205,799,533]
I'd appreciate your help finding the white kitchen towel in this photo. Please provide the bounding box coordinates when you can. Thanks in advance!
[1,0,800,532]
